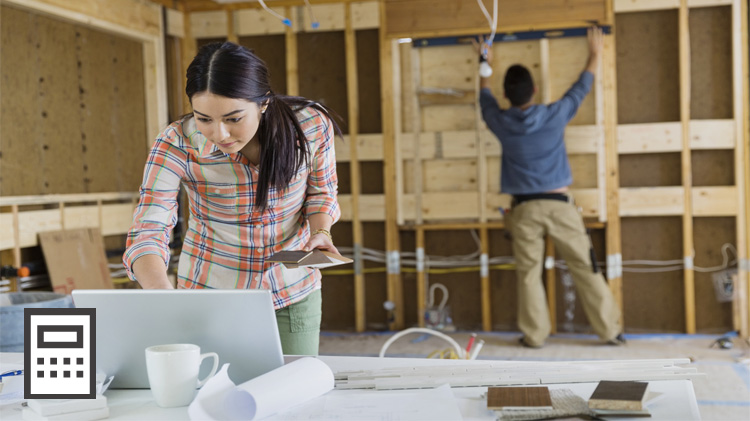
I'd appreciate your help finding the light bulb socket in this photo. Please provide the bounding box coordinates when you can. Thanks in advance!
[479,54,488,63]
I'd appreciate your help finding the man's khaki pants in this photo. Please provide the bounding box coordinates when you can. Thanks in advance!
[509,198,621,347]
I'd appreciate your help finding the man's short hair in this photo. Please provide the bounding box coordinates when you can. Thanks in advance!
[503,64,534,106]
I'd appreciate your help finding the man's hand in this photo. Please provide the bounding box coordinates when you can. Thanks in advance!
[471,35,493,62]
[585,26,604,75]
[588,26,604,56]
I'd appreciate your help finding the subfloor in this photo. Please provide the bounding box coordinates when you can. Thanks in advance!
[320,331,750,421]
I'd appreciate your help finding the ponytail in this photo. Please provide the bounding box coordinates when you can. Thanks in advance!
[255,93,341,210]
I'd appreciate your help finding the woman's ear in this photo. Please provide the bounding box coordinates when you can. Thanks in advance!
[260,100,269,114]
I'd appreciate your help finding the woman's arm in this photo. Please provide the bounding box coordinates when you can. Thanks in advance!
[132,254,174,289]
[301,110,341,254]
[123,129,187,289]
[305,212,338,254]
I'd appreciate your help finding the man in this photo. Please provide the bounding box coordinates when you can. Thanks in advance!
[477,27,624,348]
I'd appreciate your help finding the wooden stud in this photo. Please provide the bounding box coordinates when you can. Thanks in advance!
[284,7,298,96]
[678,0,696,334]
[97,199,103,229]
[12,204,21,268]
[603,2,624,317]
[480,227,492,331]
[411,48,423,224]
[476,44,489,224]
[416,228,426,328]
[226,9,237,43]
[594,39,607,223]
[344,3,366,333]
[380,0,403,329]
[733,0,750,337]
[614,0,681,13]
[539,39,552,103]
[545,235,557,334]
[393,43,405,225]
[182,11,197,115]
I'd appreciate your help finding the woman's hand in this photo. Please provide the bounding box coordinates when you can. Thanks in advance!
[304,230,339,255]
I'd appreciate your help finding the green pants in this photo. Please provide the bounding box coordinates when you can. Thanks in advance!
[275,289,322,355]
[509,197,621,347]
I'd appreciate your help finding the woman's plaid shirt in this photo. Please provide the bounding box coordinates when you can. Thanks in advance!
[124,107,340,309]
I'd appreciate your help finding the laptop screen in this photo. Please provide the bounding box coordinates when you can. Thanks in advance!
[71,289,284,389]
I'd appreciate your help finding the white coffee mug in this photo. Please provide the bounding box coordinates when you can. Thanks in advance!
[145,344,219,408]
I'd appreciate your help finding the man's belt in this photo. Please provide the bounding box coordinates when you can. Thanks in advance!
[512,193,570,206]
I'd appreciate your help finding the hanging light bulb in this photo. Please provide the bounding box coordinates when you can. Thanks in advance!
[479,55,493,78]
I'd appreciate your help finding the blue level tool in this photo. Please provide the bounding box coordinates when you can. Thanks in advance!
[413,25,612,48]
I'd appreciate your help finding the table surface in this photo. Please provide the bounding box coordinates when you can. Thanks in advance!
[0,353,701,420]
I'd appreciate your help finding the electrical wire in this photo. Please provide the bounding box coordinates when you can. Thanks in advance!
[258,0,291,27]
[303,0,319,29]
[379,327,467,359]
[475,0,498,52]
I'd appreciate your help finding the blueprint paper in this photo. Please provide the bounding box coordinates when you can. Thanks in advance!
[188,357,334,420]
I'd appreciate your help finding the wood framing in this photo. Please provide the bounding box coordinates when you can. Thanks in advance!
[383,0,608,39]
[344,2,366,332]
[679,0,697,334]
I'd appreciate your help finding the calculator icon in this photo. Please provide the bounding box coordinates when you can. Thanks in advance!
[24,308,96,399]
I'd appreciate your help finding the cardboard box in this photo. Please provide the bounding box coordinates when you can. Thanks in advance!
[39,228,113,293]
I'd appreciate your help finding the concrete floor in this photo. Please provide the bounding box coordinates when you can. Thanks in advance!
[320,331,750,420]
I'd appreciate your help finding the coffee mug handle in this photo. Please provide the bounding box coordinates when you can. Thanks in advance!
[196,352,219,388]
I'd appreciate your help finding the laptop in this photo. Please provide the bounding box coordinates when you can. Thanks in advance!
[71,289,285,389]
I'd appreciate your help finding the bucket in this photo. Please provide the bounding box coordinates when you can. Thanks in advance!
[0,292,74,352]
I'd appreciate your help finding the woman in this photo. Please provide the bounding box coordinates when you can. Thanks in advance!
[123,42,341,355]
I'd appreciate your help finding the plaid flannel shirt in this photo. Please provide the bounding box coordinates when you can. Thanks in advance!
[123,106,340,309]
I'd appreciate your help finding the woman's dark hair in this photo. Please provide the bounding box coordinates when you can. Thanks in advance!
[503,64,534,107]
[185,41,341,210]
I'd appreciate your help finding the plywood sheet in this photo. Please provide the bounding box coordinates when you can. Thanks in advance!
[0,6,44,195]
[548,37,595,126]
[692,150,734,186]
[356,29,382,134]
[112,36,148,191]
[297,31,349,129]
[239,34,287,94]
[38,14,84,194]
[78,27,117,193]
[569,154,598,188]
[621,217,684,332]
[615,10,680,124]
[619,153,682,187]
[689,6,732,120]
[693,217,735,332]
